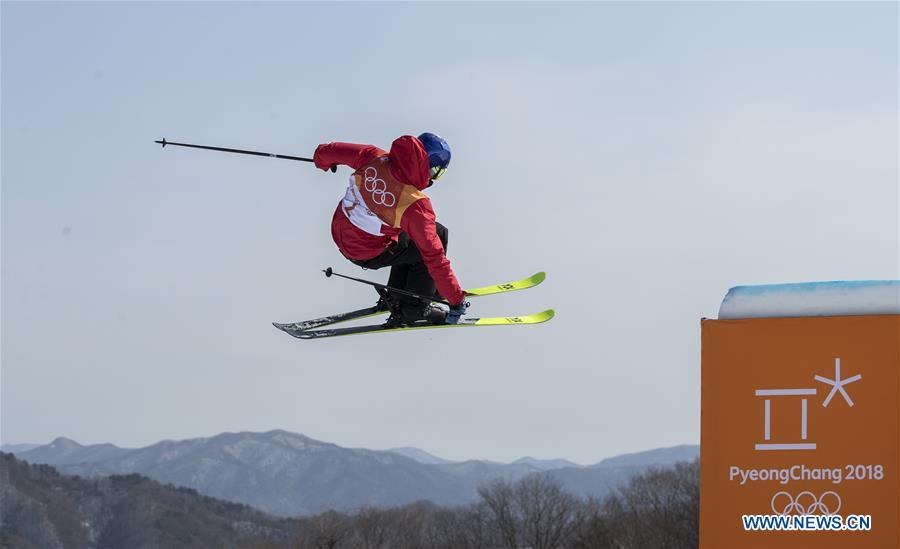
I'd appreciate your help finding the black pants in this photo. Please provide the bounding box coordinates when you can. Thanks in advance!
[351,223,449,306]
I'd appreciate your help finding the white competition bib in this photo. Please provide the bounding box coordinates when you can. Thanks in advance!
[340,175,386,236]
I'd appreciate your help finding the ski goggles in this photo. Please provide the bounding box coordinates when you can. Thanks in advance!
[430,165,447,182]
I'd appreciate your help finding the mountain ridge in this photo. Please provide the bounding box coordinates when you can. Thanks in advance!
[11,430,698,517]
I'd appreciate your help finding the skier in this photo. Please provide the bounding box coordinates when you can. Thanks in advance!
[313,133,468,326]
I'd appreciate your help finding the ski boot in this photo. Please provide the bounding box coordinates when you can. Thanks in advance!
[374,287,397,313]
[383,301,448,328]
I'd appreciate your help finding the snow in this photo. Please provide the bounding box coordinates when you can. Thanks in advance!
[718,280,900,319]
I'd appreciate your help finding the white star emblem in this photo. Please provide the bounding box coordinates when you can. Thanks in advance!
[814,358,862,407]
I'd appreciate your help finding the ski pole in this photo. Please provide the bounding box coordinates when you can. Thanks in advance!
[323,267,451,306]
[154,138,336,171]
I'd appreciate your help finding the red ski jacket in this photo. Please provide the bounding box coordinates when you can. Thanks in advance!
[313,136,465,305]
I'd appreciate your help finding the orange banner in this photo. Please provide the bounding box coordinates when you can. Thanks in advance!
[701,315,899,548]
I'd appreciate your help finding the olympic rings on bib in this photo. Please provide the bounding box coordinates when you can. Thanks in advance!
[363,167,396,207]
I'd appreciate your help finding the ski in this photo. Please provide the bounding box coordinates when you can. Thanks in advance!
[272,305,388,334]
[273,272,546,332]
[463,271,545,297]
[279,309,555,340]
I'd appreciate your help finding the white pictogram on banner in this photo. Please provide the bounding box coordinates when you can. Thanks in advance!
[815,358,862,408]
[754,388,816,451]
[753,357,862,452]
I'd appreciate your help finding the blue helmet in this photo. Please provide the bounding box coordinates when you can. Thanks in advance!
[417,132,451,182]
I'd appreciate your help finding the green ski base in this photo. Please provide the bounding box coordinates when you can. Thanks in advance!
[279,309,555,340]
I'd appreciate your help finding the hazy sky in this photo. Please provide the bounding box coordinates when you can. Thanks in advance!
[2,2,897,464]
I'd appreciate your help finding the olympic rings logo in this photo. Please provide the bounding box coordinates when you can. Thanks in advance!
[771,491,841,515]
[363,167,396,207]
